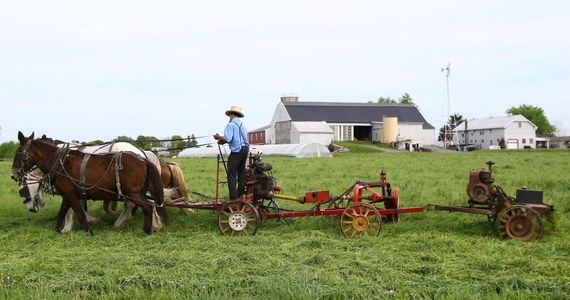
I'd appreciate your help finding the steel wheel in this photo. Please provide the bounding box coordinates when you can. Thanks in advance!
[340,203,381,238]
[496,205,544,241]
[218,201,260,236]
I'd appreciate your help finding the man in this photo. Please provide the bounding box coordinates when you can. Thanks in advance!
[213,105,250,200]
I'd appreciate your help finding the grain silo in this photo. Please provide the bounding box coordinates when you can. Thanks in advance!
[382,116,398,143]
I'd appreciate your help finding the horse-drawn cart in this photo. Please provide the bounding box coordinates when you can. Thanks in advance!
[166,150,427,238]
[167,156,554,241]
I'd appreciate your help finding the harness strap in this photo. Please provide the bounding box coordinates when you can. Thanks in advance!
[79,153,91,199]
[114,152,124,199]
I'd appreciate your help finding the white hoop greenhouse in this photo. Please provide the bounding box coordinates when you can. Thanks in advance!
[177,143,332,158]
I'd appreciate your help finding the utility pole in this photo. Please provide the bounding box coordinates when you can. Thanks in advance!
[441,63,451,148]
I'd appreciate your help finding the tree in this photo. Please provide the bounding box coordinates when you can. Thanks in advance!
[0,141,18,158]
[506,104,556,137]
[170,135,187,150]
[499,138,506,149]
[115,135,134,142]
[369,93,417,108]
[438,113,464,143]
[369,96,397,104]
[188,134,198,147]
[398,93,416,107]
[82,140,104,146]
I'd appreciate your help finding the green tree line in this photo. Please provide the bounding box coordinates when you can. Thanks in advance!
[0,134,200,158]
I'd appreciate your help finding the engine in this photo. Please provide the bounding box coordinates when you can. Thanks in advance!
[247,153,277,201]
[466,161,495,205]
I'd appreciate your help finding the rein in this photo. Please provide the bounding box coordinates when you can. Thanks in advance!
[57,151,119,195]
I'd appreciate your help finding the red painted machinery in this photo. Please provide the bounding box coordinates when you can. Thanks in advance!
[168,151,426,238]
[435,161,554,241]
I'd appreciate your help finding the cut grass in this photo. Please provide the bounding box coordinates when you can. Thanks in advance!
[1,149,569,299]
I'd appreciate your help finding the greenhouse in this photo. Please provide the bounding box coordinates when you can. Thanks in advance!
[177,143,332,158]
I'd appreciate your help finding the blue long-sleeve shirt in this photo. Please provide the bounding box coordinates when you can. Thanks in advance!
[224,118,249,153]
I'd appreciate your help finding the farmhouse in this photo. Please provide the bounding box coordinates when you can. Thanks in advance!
[452,115,541,149]
[248,96,436,150]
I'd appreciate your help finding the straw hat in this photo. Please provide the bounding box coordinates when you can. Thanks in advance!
[225,105,244,118]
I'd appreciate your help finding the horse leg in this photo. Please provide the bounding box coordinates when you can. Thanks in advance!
[113,200,135,229]
[127,194,155,234]
[61,208,75,233]
[68,198,93,235]
[110,200,118,213]
[55,201,71,234]
[103,200,119,216]
[151,205,163,232]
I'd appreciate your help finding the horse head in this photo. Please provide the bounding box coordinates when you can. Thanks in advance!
[18,168,46,212]
[11,131,35,182]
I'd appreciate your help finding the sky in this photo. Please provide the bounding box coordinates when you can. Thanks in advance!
[1,0,569,145]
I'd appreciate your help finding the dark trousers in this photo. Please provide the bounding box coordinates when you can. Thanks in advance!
[227,147,248,199]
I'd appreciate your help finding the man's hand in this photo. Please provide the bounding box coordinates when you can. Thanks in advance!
[213,133,227,144]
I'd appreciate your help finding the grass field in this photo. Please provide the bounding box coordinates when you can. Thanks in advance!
[1,147,569,299]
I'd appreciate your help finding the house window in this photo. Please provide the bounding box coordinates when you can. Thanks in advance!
[490,140,493,145]
[481,139,484,143]
[489,129,492,133]
[480,130,484,135]
[471,132,474,136]
[522,138,526,144]
[518,122,522,128]
[530,138,534,144]
[461,133,464,137]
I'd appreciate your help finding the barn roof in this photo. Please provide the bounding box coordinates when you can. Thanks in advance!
[452,115,537,131]
[283,101,435,129]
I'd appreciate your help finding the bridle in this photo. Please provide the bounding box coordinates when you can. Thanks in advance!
[13,138,34,184]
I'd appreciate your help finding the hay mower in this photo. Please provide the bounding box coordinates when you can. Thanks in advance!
[167,150,426,238]
[434,161,554,241]
[167,152,553,241]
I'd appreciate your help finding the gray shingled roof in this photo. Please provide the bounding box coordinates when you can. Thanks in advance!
[283,102,435,129]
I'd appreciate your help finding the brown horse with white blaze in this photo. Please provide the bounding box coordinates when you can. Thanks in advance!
[12,132,171,234]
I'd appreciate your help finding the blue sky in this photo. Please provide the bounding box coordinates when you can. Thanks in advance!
[1,0,569,144]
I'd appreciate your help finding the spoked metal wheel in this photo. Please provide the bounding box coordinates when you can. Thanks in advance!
[496,205,544,241]
[340,203,382,238]
[218,201,261,236]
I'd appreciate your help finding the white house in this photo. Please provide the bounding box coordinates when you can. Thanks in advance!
[452,115,538,149]
[267,97,436,149]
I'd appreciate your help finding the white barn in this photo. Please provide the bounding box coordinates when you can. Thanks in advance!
[268,97,436,150]
[452,115,538,149]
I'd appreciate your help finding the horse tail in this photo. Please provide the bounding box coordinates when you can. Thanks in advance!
[169,162,190,200]
[146,160,171,227]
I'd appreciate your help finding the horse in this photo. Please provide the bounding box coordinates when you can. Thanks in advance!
[73,141,192,216]
[12,132,171,234]
[17,139,192,232]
